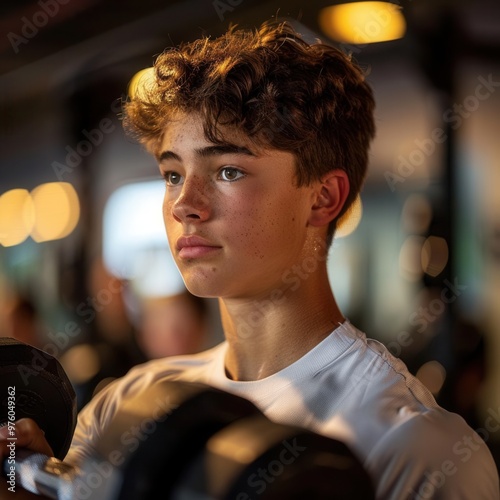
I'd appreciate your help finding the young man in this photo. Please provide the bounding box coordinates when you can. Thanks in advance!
[2,21,499,499]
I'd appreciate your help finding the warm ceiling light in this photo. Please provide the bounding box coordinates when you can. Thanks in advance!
[0,189,35,247]
[421,236,449,277]
[399,235,425,281]
[416,360,446,396]
[319,2,406,44]
[336,194,363,238]
[31,182,80,243]
[401,195,433,234]
[128,67,156,100]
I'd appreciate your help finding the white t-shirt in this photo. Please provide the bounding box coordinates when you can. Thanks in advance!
[67,321,499,499]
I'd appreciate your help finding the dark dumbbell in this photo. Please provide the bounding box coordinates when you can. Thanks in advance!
[87,383,375,499]
[2,338,375,499]
[173,414,375,499]
[79,380,263,499]
[0,337,77,460]
[1,340,261,499]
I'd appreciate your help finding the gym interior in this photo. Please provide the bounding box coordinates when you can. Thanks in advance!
[1,0,500,497]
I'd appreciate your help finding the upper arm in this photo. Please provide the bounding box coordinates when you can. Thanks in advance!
[64,377,124,466]
[366,409,499,499]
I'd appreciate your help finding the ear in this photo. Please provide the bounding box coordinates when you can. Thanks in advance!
[308,170,350,227]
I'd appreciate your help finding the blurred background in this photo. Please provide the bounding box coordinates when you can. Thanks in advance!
[0,0,499,470]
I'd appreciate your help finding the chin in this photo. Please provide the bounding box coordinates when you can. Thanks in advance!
[183,279,220,299]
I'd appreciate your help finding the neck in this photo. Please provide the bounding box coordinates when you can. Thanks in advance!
[219,268,344,381]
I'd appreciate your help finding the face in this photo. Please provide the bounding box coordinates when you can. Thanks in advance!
[157,113,320,300]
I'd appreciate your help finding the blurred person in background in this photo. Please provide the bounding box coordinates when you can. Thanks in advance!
[0,292,45,349]
[136,290,209,359]
[59,257,145,410]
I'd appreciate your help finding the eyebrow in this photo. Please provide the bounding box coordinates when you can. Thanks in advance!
[158,144,256,163]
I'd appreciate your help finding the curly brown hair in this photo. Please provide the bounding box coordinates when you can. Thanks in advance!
[124,20,375,245]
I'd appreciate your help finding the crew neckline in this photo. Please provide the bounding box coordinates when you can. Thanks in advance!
[206,320,363,401]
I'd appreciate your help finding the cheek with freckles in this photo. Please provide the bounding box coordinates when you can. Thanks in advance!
[225,193,306,267]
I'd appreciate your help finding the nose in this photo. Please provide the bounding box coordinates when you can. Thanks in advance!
[171,175,212,223]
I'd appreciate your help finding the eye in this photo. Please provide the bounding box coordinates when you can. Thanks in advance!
[163,171,184,186]
[219,167,244,182]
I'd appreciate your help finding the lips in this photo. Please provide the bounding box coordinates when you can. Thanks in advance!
[176,235,222,259]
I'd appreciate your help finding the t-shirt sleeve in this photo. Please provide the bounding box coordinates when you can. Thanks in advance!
[64,378,121,466]
[366,408,499,499]
[64,360,168,466]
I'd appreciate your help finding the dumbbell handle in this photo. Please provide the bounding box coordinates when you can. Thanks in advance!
[3,449,76,500]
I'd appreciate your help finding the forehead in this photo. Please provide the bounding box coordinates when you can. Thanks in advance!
[156,111,299,179]
[158,112,257,154]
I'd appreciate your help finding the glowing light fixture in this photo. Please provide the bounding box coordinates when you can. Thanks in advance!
[103,180,185,297]
[128,67,156,100]
[30,182,80,243]
[399,235,425,281]
[0,189,35,247]
[336,194,363,238]
[59,344,100,384]
[416,360,446,396]
[319,2,406,44]
[421,236,449,277]
[401,195,432,234]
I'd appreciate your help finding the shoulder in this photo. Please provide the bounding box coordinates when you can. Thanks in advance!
[65,344,224,465]
[333,322,438,409]
[96,344,223,408]
[366,407,499,499]
[325,324,499,498]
